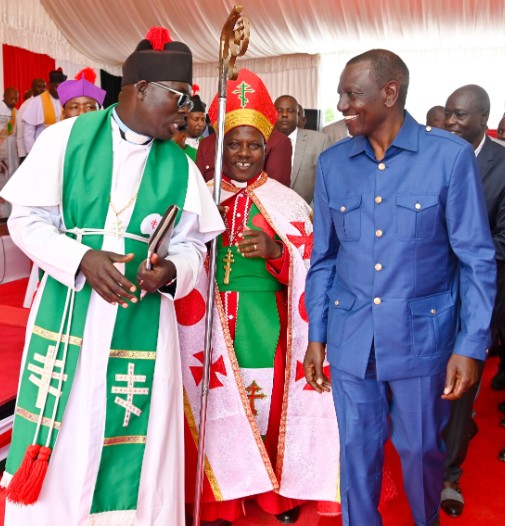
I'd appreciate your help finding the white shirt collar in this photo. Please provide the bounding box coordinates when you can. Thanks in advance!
[474,133,486,157]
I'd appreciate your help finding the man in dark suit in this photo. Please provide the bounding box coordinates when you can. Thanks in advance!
[442,84,505,516]
[304,50,495,526]
[274,95,331,204]
[195,128,291,186]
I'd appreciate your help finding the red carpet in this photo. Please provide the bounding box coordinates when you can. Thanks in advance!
[0,278,28,406]
[1,278,505,525]
[0,325,25,406]
[233,357,505,526]
[0,278,28,307]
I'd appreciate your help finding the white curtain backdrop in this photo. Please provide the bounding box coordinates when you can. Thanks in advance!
[320,47,505,129]
[0,0,121,74]
[2,0,505,128]
[194,54,320,113]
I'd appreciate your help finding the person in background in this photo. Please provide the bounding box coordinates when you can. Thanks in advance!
[185,89,207,149]
[321,117,348,144]
[304,49,495,526]
[426,105,445,129]
[182,68,339,526]
[0,26,223,526]
[297,103,306,128]
[274,94,331,204]
[173,124,197,161]
[497,113,505,141]
[22,68,67,154]
[31,79,47,98]
[0,87,20,217]
[444,86,505,493]
[57,67,106,119]
[17,78,46,163]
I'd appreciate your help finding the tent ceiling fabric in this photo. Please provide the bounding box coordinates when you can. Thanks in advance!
[40,0,505,67]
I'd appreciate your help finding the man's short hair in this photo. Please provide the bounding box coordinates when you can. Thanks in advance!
[347,49,409,108]
[456,85,491,115]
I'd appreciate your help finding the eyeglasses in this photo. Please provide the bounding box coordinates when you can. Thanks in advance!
[150,82,194,111]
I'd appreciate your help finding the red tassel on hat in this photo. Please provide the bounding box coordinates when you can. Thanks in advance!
[75,67,97,84]
[192,84,200,96]
[6,444,40,504]
[8,446,52,505]
[145,26,172,50]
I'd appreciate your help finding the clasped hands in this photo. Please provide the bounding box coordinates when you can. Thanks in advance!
[79,249,176,308]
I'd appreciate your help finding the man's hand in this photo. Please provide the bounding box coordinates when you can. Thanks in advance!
[137,253,176,294]
[442,354,481,400]
[303,341,331,393]
[237,227,282,260]
[79,250,137,307]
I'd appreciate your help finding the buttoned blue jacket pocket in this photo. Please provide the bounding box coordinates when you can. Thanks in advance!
[409,291,456,357]
[329,196,362,241]
[396,194,439,240]
[326,283,356,347]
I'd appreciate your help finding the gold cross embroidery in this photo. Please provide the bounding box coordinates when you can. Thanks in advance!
[223,248,235,284]
[245,380,267,416]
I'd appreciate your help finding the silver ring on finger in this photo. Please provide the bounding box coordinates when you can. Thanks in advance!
[254,244,257,251]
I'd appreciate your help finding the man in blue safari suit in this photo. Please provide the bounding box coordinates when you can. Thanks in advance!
[303,49,496,526]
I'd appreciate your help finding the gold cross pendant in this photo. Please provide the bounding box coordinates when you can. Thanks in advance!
[223,248,235,284]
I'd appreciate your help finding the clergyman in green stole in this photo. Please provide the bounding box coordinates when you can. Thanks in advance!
[4,105,188,517]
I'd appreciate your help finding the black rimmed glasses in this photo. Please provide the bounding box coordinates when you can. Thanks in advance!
[150,82,194,111]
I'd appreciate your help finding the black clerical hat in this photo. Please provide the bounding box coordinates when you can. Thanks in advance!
[190,95,206,113]
[49,68,67,83]
[122,27,192,86]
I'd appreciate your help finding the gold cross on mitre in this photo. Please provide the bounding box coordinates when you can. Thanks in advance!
[232,81,255,108]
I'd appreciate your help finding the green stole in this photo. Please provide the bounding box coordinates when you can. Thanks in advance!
[216,204,282,368]
[6,106,189,514]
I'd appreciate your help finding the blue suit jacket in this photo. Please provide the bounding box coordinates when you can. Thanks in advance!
[306,113,496,381]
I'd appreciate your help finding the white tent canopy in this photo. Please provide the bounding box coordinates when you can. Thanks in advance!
[1,0,505,126]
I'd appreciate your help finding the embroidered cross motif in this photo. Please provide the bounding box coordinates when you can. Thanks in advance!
[28,345,68,409]
[295,360,330,391]
[190,351,227,388]
[287,221,313,259]
[232,81,255,108]
[245,380,267,415]
[112,363,149,427]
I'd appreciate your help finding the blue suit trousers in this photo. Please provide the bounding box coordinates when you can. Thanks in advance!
[331,355,450,526]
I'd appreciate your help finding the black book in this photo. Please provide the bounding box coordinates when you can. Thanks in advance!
[146,204,179,268]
